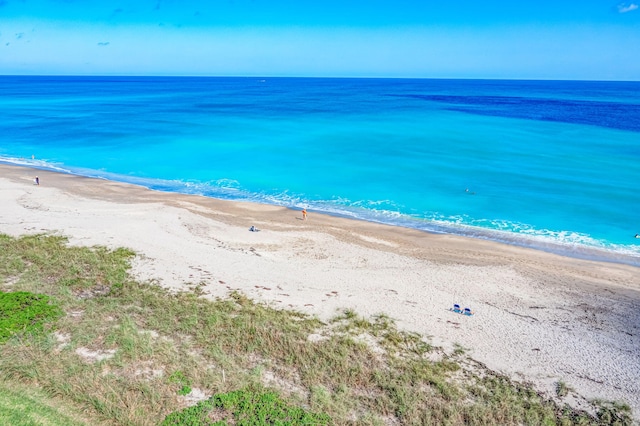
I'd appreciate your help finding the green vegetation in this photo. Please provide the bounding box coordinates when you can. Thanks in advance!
[0,380,88,426]
[595,401,633,426]
[0,291,61,343]
[161,388,331,425]
[556,381,572,398]
[0,233,634,425]
[168,371,193,397]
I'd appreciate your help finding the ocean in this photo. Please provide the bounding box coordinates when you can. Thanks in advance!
[1,76,639,265]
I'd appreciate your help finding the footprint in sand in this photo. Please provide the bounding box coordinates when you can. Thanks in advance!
[446,320,461,328]
[255,286,272,290]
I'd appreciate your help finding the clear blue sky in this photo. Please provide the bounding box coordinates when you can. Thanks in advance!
[1,0,639,80]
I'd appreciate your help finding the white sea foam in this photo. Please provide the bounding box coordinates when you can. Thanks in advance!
[0,156,72,174]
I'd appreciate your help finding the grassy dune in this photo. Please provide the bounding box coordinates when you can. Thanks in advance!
[0,233,632,425]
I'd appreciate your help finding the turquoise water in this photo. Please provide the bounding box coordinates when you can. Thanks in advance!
[1,76,639,265]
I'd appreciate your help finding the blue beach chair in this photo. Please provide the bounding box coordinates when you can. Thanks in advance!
[463,307,474,316]
[451,304,462,313]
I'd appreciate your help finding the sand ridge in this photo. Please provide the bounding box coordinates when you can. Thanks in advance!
[1,164,639,416]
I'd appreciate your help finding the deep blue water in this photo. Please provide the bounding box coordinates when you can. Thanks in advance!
[1,76,639,265]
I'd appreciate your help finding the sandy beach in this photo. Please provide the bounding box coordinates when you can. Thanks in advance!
[1,163,639,417]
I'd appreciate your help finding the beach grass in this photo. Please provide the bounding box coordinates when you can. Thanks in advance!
[0,379,89,426]
[161,388,332,425]
[0,233,633,425]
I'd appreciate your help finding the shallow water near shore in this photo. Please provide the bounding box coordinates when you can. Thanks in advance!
[1,76,639,265]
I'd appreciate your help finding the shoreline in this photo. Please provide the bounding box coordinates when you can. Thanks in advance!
[2,158,639,269]
[1,163,640,417]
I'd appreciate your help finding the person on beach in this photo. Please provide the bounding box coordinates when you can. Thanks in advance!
[34,176,39,185]
[302,208,307,220]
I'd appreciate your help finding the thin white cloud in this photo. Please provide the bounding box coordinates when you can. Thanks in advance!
[618,3,639,13]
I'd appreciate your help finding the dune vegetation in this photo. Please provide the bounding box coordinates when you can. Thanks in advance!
[0,233,632,425]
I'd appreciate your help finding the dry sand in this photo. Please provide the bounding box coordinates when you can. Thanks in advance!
[1,163,639,416]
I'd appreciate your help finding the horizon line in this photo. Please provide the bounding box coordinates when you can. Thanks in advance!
[1,74,639,83]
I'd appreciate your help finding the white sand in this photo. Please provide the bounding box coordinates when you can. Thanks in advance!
[2,164,639,416]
